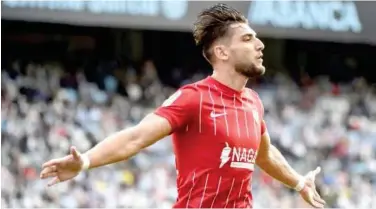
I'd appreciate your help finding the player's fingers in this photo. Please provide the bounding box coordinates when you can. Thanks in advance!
[40,165,57,175]
[305,170,314,179]
[47,177,61,187]
[303,188,323,208]
[41,172,58,179]
[307,167,321,182]
[70,146,81,160]
[312,166,321,176]
[313,192,326,205]
[311,199,324,208]
[314,189,320,198]
[307,193,322,209]
[40,166,57,178]
[310,190,325,208]
[42,159,62,169]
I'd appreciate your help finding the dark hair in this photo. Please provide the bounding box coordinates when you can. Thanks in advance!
[193,3,247,62]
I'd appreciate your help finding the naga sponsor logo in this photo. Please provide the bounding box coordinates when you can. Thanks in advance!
[248,1,362,33]
[219,142,257,171]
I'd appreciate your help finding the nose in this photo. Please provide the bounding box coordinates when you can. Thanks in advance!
[256,38,265,51]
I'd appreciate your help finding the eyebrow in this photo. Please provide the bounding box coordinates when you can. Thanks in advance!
[242,33,256,39]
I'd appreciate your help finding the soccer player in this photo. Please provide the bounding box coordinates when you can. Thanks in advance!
[40,4,326,208]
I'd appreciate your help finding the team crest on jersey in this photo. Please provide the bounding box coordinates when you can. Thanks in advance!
[162,90,182,107]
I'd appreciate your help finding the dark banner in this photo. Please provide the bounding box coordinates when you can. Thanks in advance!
[2,1,376,44]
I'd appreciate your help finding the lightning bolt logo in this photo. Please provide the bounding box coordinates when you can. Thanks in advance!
[219,142,231,168]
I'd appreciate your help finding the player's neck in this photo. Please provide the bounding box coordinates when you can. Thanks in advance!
[211,70,248,92]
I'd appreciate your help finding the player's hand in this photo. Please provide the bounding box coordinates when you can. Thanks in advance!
[40,146,84,187]
[299,167,326,208]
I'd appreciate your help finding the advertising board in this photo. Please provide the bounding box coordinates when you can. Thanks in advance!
[2,1,376,44]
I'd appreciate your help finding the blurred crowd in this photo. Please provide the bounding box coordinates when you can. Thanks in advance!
[1,60,376,208]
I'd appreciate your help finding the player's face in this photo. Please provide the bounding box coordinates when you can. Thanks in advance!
[227,23,265,78]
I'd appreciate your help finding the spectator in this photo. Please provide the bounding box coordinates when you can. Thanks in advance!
[1,60,376,208]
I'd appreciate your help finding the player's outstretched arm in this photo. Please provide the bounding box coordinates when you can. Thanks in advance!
[40,113,171,186]
[255,131,302,188]
[255,129,326,208]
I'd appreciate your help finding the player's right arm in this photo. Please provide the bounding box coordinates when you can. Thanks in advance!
[83,113,172,169]
[40,86,198,186]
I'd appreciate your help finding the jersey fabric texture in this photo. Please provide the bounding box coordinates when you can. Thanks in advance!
[155,76,266,208]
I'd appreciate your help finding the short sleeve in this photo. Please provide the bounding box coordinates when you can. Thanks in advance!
[154,85,198,133]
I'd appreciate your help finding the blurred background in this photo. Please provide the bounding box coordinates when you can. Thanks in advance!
[1,1,376,208]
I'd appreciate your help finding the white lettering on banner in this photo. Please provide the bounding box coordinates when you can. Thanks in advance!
[2,0,188,20]
[3,1,85,11]
[160,0,188,20]
[248,1,362,33]
[87,1,159,16]
[219,143,257,171]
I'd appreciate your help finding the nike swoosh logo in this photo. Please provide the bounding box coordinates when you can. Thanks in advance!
[210,111,227,118]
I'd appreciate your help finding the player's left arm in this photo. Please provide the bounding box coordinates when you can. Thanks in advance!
[255,126,302,189]
[255,120,326,208]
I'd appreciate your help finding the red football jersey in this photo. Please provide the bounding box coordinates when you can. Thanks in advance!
[155,76,266,208]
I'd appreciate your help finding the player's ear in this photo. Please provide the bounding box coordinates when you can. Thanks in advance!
[213,44,229,61]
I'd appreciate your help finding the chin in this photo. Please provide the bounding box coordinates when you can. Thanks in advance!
[248,66,265,78]
[236,64,265,78]
[241,70,264,78]
[257,65,266,75]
